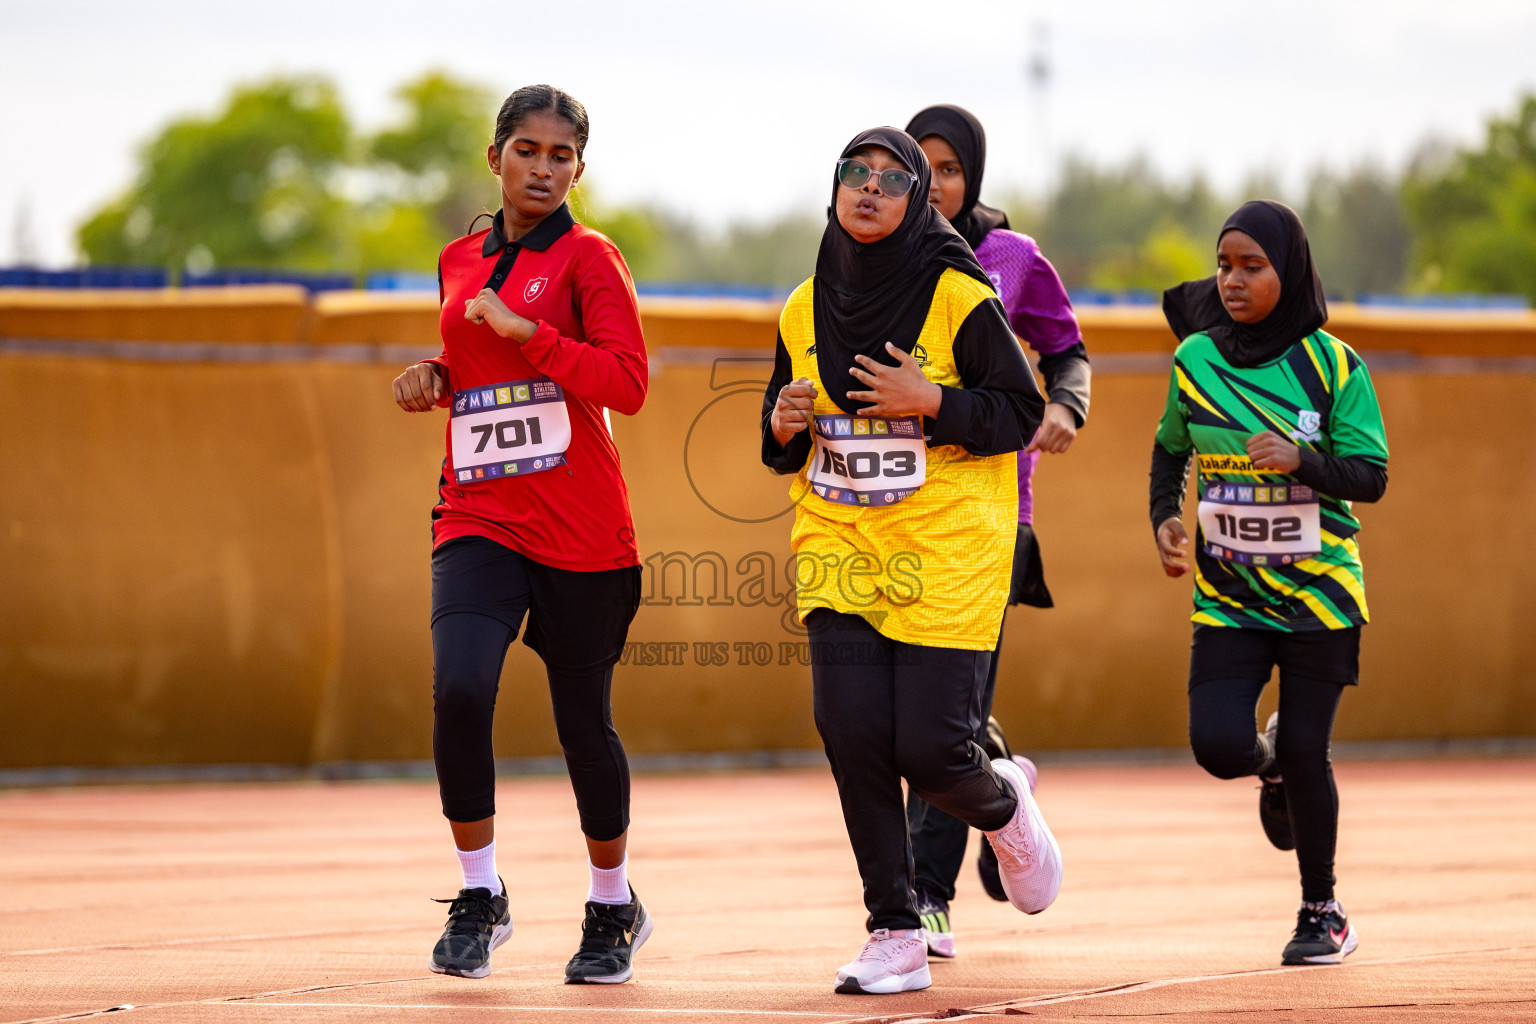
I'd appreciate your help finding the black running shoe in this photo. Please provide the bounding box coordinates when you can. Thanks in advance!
[1260,777,1294,850]
[428,879,512,979]
[914,887,955,958]
[1282,900,1359,965]
[982,716,1013,762]
[1258,714,1294,851]
[564,886,653,984]
[976,838,1007,902]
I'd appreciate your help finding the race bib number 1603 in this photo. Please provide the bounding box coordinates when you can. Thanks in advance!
[450,377,571,483]
[807,414,926,508]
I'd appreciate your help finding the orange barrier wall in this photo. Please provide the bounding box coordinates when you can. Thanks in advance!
[0,286,312,343]
[2,291,1533,768]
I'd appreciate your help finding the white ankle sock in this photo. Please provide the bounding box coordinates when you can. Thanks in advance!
[456,840,501,896]
[588,856,629,905]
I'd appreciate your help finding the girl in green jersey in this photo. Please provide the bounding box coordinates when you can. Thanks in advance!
[1150,200,1388,966]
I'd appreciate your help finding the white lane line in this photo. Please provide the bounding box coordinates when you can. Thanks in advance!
[9,1000,847,1023]
[826,943,1536,1024]
[3,950,829,1024]
[1007,941,1536,1009]
[0,913,1126,960]
[1,923,424,957]
[14,942,1534,1024]
[221,1005,847,1018]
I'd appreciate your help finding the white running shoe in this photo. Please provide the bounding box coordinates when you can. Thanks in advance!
[984,757,1062,915]
[834,928,932,994]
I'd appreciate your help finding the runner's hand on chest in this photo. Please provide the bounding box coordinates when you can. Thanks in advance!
[1246,431,1302,474]
[464,288,535,343]
[845,342,942,419]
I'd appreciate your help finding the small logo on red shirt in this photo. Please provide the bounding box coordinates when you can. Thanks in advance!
[524,277,548,302]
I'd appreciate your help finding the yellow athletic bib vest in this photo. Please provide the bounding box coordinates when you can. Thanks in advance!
[781,269,1018,650]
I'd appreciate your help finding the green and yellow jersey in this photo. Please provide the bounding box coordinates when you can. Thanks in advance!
[1155,330,1389,632]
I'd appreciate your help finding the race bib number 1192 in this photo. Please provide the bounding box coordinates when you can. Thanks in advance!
[1197,481,1321,566]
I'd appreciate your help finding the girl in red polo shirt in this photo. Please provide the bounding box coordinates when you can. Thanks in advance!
[391,84,651,985]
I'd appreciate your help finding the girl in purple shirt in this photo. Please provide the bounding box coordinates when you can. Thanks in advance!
[902,103,1092,958]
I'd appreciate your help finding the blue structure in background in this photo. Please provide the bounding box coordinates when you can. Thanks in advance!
[634,282,781,302]
[363,276,786,300]
[1355,292,1527,310]
[0,266,1528,310]
[182,269,353,292]
[0,266,169,288]
[1067,289,1161,307]
[366,271,438,292]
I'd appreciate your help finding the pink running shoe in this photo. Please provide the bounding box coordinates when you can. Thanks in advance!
[984,757,1062,915]
[1013,754,1039,794]
[977,754,1041,902]
[834,928,932,994]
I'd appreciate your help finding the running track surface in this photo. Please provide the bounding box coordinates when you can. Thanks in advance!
[3,760,1533,1023]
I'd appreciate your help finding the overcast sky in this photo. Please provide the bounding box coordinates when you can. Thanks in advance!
[3,0,1534,266]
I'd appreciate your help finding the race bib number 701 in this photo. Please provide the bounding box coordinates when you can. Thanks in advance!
[807,414,926,508]
[449,377,571,483]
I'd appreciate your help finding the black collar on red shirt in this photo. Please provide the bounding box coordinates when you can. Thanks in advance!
[480,203,576,257]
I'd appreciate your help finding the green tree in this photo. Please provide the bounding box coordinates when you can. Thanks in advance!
[368,72,498,243]
[1300,164,1411,298]
[78,77,351,272]
[578,191,824,291]
[1017,156,1226,291]
[1403,93,1536,302]
[1087,221,1208,292]
[579,201,667,280]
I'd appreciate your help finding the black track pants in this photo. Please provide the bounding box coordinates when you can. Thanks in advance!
[808,609,1017,932]
[906,613,1005,902]
[1186,626,1355,903]
[907,524,1051,903]
[430,536,640,840]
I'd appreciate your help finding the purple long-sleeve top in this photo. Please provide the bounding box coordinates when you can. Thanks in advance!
[973,229,1090,524]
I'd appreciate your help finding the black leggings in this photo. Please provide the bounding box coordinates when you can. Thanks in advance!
[431,536,641,840]
[906,612,1005,901]
[907,524,1050,901]
[808,609,1017,932]
[1187,627,1355,903]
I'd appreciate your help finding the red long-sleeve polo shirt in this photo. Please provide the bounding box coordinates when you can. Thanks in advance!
[424,204,648,571]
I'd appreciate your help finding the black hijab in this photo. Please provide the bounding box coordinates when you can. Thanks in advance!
[813,126,991,415]
[904,104,1011,251]
[1162,200,1328,368]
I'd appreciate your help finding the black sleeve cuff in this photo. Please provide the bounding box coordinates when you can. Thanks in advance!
[1294,446,1326,487]
[762,430,811,475]
[1038,344,1091,427]
[1293,447,1389,503]
[1149,442,1194,533]
[927,384,970,449]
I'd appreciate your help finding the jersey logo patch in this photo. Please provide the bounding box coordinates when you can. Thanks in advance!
[524,277,548,302]
[1289,409,1322,443]
[911,343,929,366]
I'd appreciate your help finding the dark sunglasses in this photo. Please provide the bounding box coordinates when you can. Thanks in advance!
[836,158,919,199]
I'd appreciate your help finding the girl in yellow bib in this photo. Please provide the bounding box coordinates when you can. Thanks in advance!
[760,126,1061,995]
